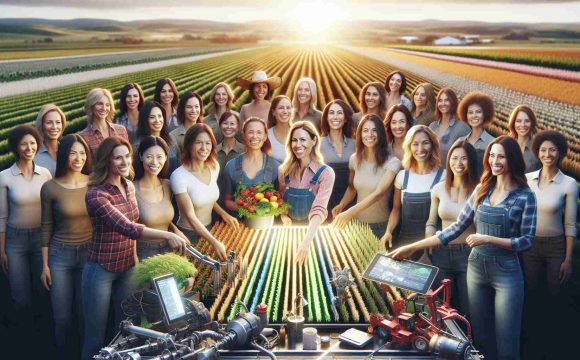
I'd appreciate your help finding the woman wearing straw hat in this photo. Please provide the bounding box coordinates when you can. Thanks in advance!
[238,71,282,124]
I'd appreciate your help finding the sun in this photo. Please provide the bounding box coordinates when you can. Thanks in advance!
[289,1,347,40]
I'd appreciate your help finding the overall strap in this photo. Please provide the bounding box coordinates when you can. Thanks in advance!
[234,155,244,184]
[430,167,444,189]
[310,165,328,185]
[402,170,410,191]
[263,154,275,184]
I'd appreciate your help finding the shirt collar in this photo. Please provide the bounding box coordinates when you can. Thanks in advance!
[10,162,42,176]
[217,140,245,153]
[87,121,115,134]
[37,144,49,154]
[530,169,564,184]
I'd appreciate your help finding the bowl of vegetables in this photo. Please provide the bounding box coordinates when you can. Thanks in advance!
[234,182,289,229]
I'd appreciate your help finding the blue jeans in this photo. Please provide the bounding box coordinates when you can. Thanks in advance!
[5,226,45,312]
[430,244,470,318]
[81,261,135,360]
[137,241,171,261]
[468,249,524,360]
[49,242,87,359]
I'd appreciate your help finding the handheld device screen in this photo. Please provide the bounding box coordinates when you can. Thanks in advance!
[153,274,186,324]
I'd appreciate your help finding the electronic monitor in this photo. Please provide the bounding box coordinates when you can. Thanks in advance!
[152,274,187,325]
[362,253,439,294]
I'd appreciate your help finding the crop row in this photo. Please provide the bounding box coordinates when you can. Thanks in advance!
[0,47,232,82]
[390,45,580,72]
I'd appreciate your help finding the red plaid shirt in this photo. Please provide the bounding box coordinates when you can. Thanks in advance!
[86,180,144,273]
[79,122,129,158]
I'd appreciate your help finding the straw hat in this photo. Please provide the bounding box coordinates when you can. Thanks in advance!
[237,71,282,90]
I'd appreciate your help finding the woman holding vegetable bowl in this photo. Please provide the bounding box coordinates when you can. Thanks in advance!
[223,117,280,210]
[278,121,335,266]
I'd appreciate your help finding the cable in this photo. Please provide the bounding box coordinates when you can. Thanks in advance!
[251,341,278,360]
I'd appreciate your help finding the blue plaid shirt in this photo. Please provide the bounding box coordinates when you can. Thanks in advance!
[439,187,537,252]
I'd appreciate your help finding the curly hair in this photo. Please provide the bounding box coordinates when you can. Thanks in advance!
[8,125,42,159]
[458,92,495,125]
[531,130,568,166]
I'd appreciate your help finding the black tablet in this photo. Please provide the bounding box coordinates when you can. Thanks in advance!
[152,274,187,325]
[362,253,439,294]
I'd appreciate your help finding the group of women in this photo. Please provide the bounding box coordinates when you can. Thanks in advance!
[0,69,576,360]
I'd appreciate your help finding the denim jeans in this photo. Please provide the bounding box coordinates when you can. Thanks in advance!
[468,248,524,360]
[137,241,171,261]
[81,261,135,360]
[5,226,45,312]
[430,243,470,318]
[49,242,87,359]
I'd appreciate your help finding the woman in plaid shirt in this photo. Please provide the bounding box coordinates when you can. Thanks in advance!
[390,136,537,360]
[81,136,188,360]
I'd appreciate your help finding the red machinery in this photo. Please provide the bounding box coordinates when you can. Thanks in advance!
[369,279,480,359]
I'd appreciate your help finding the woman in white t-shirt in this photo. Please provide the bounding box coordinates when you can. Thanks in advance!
[170,123,239,261]
[331,114,401,239]
[382,125,444,261]
[267,95,293,163]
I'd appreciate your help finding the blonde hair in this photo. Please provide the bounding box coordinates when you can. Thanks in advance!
[280,121,325,180]
[402,125,441,172]
[292,77,318,111]
[209,82,235,114]
[411,83,436,117]
[84,88,115,124]
[34,104,67,139]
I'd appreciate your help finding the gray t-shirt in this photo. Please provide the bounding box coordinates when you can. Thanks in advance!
[320,136,355,164]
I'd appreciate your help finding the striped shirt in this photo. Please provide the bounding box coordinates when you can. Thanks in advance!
[439,187,537,252]
[85,180,144,273]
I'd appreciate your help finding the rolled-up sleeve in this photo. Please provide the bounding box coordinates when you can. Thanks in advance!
[309,166,335,222]
[439,191,476,246]
[511,191,537,252]
[86,191,144,240]
[564,180,579,238]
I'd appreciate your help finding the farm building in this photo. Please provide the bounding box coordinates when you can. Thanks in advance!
[433,36,467,45]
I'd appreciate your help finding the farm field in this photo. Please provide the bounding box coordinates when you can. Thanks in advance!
[1,45,579,179]
[391,45,580,71]
[0,46,234,82]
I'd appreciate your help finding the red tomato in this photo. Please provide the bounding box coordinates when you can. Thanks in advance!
[249,207,255,213]
[240,189,248,196]
[243,202,248,209]
[236,199,243,206]
[264,191,272,199]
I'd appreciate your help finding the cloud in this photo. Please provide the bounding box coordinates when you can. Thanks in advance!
[1,0,578,8]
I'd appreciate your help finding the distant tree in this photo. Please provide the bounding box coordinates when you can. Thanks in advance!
[43,37,54,43]
[502,31,530,40]
[182,34,202,41]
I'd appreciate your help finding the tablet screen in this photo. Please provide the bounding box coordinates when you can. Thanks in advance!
[153,274,186,324]
[362,253,439,294]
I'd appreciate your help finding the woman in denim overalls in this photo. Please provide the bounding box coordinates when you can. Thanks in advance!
[391,136,537,360]
[382,125,444,261]
[278,121,335,266]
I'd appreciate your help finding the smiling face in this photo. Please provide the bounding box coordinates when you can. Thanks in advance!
[538,140,559,168]
[274,98,293,124]
[148,107,164,135]
[190,132,213,163]
[160,84,174,105]
[68,141,87,174]
[489,143,509,176]
[390,111,409,140]
[109,145,132,178]
[414,86,427,108]
[185,96,201,123]
[327,103,345,131]
[296,81,312,105]
[42,110,63,141]
[467,103,484,129]
[18,134,38,161]
[361,120,378,149]
[125,88,140,111]
[389,73,403,94]
[514,111,532,138]
[93,95,111,122]
[410,131,433,164]
[141,145,167,177]
[244,121,267,151]
[291,128,316,160]
[214,86,229,107]
[364,85,380,111]
[220,115,239,139]
[449,147,468,178]
[253,82,269,101]
[437,92,451,115]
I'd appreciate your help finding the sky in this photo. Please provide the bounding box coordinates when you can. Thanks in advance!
[1,0,579,23]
